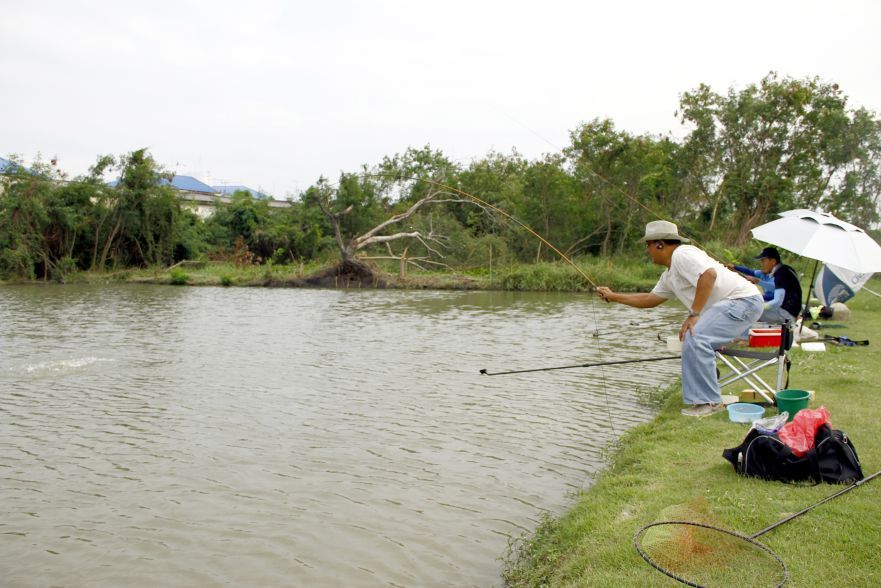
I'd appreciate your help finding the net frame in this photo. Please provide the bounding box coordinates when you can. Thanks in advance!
[633,469,880,586]
[633,520,788,588]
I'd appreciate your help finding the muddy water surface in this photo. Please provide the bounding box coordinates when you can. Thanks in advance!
[0,284,681,587]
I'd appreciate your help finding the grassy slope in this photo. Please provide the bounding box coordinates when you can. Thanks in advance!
[504,280,881,587]
[37,256,662,291]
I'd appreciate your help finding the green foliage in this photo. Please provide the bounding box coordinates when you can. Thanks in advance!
[174,209,210,261]
[89,148,188,269]
[169,267,189,285]
[0,160,51,278]
[205,191,332,264]
[566,119,685,255]
[0,246,37,280]
[678,72,881,243]
[502,283,881,585]
[51,256,79,282]
[498,262,591,292]
[378,145,459,203]
[4,72,880,282]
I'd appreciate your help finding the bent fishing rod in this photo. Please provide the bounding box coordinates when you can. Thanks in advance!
[424,178,599,289]
[419,182,679,379]
[479,355,681,376]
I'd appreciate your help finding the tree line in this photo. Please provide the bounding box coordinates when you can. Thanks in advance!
[2,72,879,281]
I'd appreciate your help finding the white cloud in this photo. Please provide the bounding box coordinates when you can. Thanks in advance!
[2,0,880,197]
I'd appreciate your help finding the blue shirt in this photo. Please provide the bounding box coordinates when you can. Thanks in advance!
[733,265,774,301]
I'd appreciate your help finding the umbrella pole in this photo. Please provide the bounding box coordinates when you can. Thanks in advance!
[800,259,820,335]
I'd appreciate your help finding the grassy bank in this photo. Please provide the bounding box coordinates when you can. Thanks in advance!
[1,240,770,292]
[10,256,664,292]
[502,280,881,586]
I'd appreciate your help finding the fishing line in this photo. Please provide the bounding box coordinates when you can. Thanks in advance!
[396,175,689,440]
[422,178,598,288]
[416,177,628,436]
[329,171,618,434]
[323,175,623,423]
[591,319,682,338]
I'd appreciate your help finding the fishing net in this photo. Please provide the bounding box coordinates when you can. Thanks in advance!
[633,499,787,587]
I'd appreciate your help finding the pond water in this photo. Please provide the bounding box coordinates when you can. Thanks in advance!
[0,284,681,587]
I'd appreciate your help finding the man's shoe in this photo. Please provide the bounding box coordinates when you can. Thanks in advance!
[680,403,725,417]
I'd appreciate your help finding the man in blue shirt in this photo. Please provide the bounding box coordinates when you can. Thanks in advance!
[730,247,803,327]
[727,264,775,301]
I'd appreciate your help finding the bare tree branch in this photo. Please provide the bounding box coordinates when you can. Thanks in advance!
[315,192,351,255]
[313,178,483,278]
[352,187,442,246]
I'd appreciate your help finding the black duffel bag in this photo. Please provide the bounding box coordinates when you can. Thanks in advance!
[722,423,864,484]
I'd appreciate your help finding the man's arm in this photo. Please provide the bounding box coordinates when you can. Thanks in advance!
[690,268,716,315]
[680,268,717,339]
[765,288,785,309]
[596,288,666,308]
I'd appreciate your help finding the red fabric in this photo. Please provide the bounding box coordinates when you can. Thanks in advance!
[778,406,831,457]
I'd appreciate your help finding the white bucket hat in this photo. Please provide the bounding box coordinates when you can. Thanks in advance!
[639,220,690,243]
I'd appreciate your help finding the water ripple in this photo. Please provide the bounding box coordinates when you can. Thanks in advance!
[0,284,680,587]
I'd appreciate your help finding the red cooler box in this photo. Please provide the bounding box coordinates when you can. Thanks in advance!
[749,327,782,347]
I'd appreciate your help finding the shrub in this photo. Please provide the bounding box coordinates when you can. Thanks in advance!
[169,268,189,285]
[498,263,589,291]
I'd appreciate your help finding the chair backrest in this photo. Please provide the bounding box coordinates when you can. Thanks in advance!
[779,320,794,353]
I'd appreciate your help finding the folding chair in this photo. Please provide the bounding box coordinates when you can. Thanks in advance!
[715,321,793,404]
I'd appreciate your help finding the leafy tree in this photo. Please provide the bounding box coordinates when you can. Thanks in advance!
[678,72,881,242]
[521,154,584,260]
[0,159,52,279]
[566,119,680,254]
[377,145,460,204]
[93,149,183,268]
[206,192,272,248]
[456,151,528,265]
[44,179,99,278]
[279,200,331,262]
[206,191,331,263]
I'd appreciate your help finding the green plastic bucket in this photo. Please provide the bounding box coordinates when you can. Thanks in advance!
[775,389,811,421]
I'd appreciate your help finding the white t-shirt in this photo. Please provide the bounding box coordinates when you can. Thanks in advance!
[651,245,760,309]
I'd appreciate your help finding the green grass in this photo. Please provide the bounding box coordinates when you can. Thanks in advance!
[50,258,659,292]
[1,252,665,292]
[489,257,658,292]
[5,252,878,585]
[97,260,327,287]
[503,280,881,587]
[168,267,189,285]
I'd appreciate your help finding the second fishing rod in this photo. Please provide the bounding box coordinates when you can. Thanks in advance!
[479,354,681,376]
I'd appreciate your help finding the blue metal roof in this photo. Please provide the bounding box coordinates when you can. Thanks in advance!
[108,174,218,194]
[0,156,22,174]
[162,175,216,194]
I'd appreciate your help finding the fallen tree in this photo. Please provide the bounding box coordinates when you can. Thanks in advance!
[309,179,473,287]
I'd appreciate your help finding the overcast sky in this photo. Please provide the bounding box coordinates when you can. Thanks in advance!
[3,0,880,198]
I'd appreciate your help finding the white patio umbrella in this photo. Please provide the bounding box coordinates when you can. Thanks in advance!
[750,209,881,274]
[750,209,881,326]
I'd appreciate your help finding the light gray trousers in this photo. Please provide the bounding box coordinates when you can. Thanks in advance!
[680,295,764,405]
[737,305,796,339]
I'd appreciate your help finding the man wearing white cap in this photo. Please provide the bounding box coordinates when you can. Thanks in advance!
[596,221,763,417]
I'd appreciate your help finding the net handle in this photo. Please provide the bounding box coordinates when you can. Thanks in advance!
[751,469,881,539]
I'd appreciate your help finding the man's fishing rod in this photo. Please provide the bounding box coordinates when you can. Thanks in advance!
[591,319,682,338]
[479,355,681,376]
